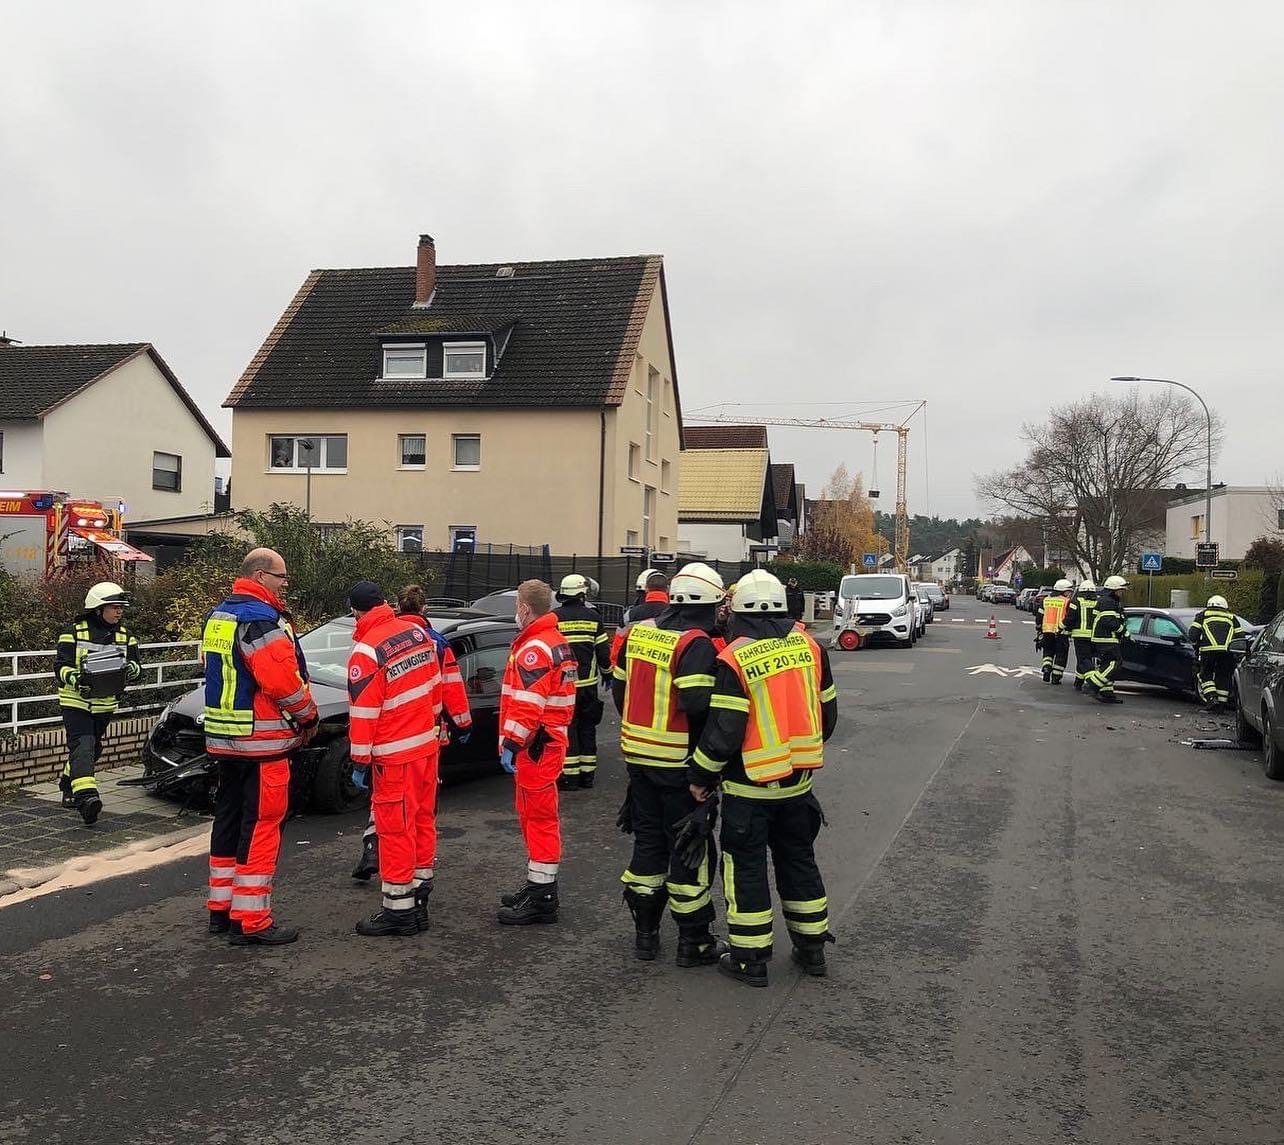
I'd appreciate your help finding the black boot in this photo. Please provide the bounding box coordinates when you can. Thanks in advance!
[624,890,664,961]
[1073,679,1083,691]
[676,928,727,968]
[1097,691,1123,705]
[350,835,379,881]
[414,880,433,930]
[497,881,559,925]
[790,933,836,977]
[356,908,420,937]
[59,775,75,808]
[499,880,529,908]
[557,774,579,791]
[718,952,768,988]
[76,792,103,826]
[578,772,595,789]
[208,910,231,936]
[1042,667,1051,682]
[228,920,300,946]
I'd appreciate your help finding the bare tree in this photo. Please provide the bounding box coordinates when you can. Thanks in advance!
[975,389,1221,581]
[1266,471,1284,533]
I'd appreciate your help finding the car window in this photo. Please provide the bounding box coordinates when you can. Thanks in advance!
[839,575,905,600]
[297,617,356,689]
[1147,616,1185,640]
[456,644,509,698]
[1124,615,1145,636]
[1265,615,1284,653]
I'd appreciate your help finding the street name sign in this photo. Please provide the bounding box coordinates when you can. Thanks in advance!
[619,545,648,557]
[1210,569,1238,581]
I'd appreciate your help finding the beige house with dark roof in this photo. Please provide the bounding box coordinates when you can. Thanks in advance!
[227,235,681,555]
[678,448,777,562]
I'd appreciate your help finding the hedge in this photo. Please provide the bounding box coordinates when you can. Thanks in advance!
[764,560,845,593]
[1123,570,1274,621]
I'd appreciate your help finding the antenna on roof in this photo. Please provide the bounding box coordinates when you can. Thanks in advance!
[495,266,514,278]
[0,331,21,346]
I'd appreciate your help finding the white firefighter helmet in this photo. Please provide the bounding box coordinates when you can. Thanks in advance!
[1079,579,1096,593]
[1207,594,1229,609]
[1054,578,1073,591]
[85,581,130,610]
[730,569,788,613]
[558,573,590,598]
[635,567,660,591]
[669,562,725,605]
[1103,575,1128,591]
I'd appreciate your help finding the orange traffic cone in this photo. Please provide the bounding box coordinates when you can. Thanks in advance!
[985,614,999,640]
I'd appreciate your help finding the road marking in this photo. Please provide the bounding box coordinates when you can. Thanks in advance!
[951,618,966,623]
[965,663,1042,677]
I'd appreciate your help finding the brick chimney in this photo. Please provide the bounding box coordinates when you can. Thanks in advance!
[414,234,436,306]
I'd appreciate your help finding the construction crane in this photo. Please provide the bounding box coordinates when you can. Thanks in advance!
[686,403,925,571]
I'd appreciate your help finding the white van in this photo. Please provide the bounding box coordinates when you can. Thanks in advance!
[833,572,919,649]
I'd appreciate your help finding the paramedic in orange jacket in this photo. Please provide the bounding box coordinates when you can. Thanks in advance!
[495,580,578,925]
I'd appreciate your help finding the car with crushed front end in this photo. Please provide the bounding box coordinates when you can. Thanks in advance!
[1117,607,1260,697]
[1233,610,1284,780]
[139,611,518,812]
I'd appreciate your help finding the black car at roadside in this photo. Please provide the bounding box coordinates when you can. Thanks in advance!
[140,612,518,812]
[1234,610,1284,780]
[1117,607,1259,696]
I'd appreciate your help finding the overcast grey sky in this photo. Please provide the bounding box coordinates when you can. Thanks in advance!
[2,0,1280,520]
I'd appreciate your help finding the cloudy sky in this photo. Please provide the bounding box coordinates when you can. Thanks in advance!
[3,0,1280,520]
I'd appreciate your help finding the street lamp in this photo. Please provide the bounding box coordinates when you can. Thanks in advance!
[1110,376,1213,550]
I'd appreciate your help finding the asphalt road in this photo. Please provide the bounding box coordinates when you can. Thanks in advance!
[2,599,1282,1144]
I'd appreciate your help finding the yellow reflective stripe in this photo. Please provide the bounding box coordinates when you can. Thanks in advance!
[722,775,813,800]
[675,674,716,689]
[612,665,626,680]
[668,892,712,914]
[620,869,666,890]
[58,633,75,644]
[785,918,831,935]
[710,693,750,712]
[691,746,724,773]
[620,722,688,744]
[820,685,837,702]
[70,777,98,793]
[780,897,827,914]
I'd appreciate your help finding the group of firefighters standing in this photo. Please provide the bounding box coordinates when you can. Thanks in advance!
[1034,576,1244,708]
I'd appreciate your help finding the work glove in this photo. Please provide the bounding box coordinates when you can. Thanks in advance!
[672,797,719,870]
[454,728,471,746]
[78,679,94,700]
[352,764,370,792]
[499,747,517,775]
[126,661,142,683]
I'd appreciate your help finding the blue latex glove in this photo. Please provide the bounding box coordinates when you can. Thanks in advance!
[499,748,516,775]
[352,765,370,792]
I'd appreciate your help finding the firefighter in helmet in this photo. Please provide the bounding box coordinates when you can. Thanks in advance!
[553,573,612,789]
[1189,594,1243,710]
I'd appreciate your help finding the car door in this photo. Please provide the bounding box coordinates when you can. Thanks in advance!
[1235,623,1270,725]
[1118,612,1150,680]
[1145,614,1197,690]
[450,633,512,762]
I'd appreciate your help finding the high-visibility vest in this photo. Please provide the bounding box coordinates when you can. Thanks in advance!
[619,621,706,766]
[717,629,825,784]
[1070,594,1097,639]
[1041,596,1069,634]
[57,620,134,714]
[1192,608,1238,652]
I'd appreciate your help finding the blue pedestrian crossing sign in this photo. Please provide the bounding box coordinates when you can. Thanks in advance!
[1141,552,1163,573]
[862,553,877,568]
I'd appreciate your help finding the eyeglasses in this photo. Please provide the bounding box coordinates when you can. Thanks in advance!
[262,570,289,581]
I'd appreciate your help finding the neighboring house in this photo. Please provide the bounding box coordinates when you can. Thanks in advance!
[678,448,777,563]
[930,548,966,583]
[226,234,681,554]
[770,462,800,547]
[0,340,229,522]
[683,424,768,451]
[1165,486,1284,560]
[987,545,1034,582]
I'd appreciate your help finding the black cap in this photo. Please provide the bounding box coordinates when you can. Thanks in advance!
[348,581,385,611]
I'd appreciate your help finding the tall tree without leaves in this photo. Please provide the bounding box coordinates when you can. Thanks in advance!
[799,465,882,566]
[975,389,1221,581]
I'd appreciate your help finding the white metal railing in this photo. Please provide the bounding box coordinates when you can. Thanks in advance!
[0,640,203,734]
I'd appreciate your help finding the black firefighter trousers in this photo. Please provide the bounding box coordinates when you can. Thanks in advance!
[60,708,112,800]
[562,689,604,778]
[1072,637,1096,688]
[720,789,830,963]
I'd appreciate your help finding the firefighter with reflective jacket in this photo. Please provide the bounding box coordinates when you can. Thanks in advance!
[551,574,611,790]
[346,581,443,937]
[1062,579,1098,690]
[612,562,726,967]
[610,569,670,669]
[350,584,472,884]
[54,581,142,824]
[496,580,579,925]
[1034,579,1074,684]
[202,549,318,946]
[1083,575,1128,705]
[1189,594,1242,710]
[689,569,839,988]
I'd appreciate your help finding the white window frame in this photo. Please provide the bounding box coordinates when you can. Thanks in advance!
[633,354,645,396]
[443,341,487,380]
[152,450,182,493]
[626,529,639,547]
[381,343,427,380]
[642,485,656,548]
[645,367,658,461]
[660,458,671,494]
[449,524,478,549]
[395,525,424,552]
[267,434,348,473]
[398,433,427,470]
[1190,514,1203,540]
[452,433,481,471]
[628,442,641,481]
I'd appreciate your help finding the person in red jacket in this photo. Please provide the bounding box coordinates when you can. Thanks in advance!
[202,549,318,946]
[496,579,578,925]
[349,584,472,885]
[346,581,443,937]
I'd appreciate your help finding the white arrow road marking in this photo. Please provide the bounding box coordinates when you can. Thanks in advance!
[966,663,1043,678]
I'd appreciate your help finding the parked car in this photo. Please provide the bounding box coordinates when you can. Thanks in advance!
[988,583,1018,605]
[1234,611,1284,780]
[1118,608,1260,697]
[922,583,948,611]
[139,612,519,812]
[833,573,918,649]
[1015,588,1038,611]
[913,583,935,625]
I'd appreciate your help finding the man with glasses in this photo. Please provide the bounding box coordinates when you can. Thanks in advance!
[202,548,318,945]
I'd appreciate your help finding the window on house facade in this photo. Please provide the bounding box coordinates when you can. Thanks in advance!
[399,434,426,468]
[626,530,639,547]
[382,344,427,379]
[395,525,424,552]
[660,459,671,493]
[1190,514,1203,539]
[643,485,656,547]
[152,451,182,492]
[628,442,640,480]
[634,354,645,395]
[662,377,672,416]
[658,536,670,551]
[1278,508,1284,531]
[452,434,481,470]
[645,367,659,460]
[443,342,486,379]
[269,435,347,471]
[450,525,477,550]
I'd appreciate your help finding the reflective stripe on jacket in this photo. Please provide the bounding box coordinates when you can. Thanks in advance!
[617,620,710,766]
[1040,596,1069,634]
[348,603,443,766]
[399,612,471,732]
[1189,608,1240,653]
[499,611,578,754]
[1090,592,1124,645]
[1067,593,1098,639]
[55,616,140,714]
[202,578,317,759]
[554,601,611,687]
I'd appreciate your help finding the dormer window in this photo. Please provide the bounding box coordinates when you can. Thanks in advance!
[443,341,486,379]
[383,344,426,379]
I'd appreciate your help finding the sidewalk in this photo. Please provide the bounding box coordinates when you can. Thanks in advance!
[0,764,209,893]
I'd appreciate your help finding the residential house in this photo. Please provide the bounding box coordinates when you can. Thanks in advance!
[678,448,776,562]
[0,339,229,522]
[770,462,800,548]
[986,545,1034,582]
[1165,486,1283,560]
[928,548,966,583]
[225,234,681,554]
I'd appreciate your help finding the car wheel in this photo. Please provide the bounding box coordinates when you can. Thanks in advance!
[1263,708,1284,782]
[1235,700,1261,747]
[311,736,369,814]
[837,630,861,651]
